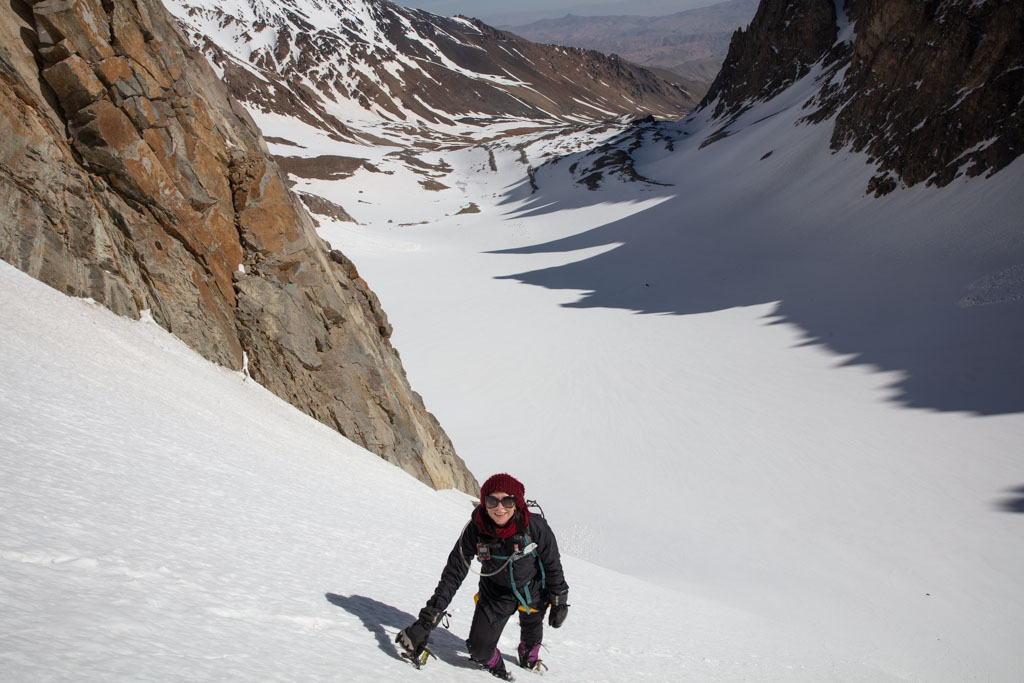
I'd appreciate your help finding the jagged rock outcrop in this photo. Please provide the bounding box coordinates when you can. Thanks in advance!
[699,0,1023,194]
[701,0,839,121]
[0,0,477,493]
[820,0,1024,194]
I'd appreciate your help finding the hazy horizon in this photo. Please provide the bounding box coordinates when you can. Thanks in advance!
[390,0,729,26]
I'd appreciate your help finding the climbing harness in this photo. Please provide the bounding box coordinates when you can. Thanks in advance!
[458,499,549,613]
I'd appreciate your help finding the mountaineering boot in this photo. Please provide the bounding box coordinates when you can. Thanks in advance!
[517,642,548,673]
[481,649,515,681]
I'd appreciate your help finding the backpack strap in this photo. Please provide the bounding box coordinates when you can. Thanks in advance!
[526,519,547,591]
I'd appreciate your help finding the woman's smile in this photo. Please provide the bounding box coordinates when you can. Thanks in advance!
[485,491,515,526]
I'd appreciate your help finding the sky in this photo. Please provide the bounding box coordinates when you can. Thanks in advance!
[391,0,727,26]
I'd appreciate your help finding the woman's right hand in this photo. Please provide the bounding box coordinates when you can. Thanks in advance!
[395,622,429,657]
[396,605,446,657]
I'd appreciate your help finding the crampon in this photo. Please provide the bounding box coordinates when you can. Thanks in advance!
[401,646,437,669]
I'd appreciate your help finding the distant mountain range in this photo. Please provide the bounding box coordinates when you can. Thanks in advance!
[502,0,758,94]
[446,0,734,27]
[165,0,698,140]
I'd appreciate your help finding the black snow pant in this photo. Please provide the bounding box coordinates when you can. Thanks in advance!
[465,586,547,663]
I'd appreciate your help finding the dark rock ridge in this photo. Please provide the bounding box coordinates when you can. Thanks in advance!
[702,0,839,120]
[700,0,1023,194]
[0,0,477,493]
[165,0,698,133]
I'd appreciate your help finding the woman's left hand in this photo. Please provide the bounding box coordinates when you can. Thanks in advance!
[548,592,569,628]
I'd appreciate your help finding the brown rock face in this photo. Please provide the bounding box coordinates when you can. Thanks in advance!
[824,0,1024,193]
[0,0,477,493]
[698,0,1024,194]
[701,0,838,121]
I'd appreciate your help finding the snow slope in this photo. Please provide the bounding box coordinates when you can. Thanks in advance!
[0,260,893,681]
[306,67,1024,681]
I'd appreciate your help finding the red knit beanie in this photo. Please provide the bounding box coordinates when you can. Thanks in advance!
[480,473,525,505]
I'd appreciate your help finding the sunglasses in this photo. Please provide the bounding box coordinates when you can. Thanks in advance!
[484,494,516,509]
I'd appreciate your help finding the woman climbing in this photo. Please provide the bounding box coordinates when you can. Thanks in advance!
[396,473,570,680]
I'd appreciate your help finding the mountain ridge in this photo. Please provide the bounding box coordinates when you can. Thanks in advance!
[165,0,699,135]
[700,0,1024,194]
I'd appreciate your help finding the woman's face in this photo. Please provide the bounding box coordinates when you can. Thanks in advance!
[485,491,516,527]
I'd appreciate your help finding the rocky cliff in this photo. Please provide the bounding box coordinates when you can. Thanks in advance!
[701,0,839,119]
[700,0,1023,194]
[0,0,477,493]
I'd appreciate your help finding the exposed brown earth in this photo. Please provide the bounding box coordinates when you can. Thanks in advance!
[274,155,377,181]
[297,192,357,224]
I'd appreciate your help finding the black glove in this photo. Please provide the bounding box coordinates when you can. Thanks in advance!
[396,605,446,658]
[548,591,569,628]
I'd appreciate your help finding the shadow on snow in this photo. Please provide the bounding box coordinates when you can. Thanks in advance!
[996,486,1024,513]
[324,593,479,670]
[490,170,1024,416]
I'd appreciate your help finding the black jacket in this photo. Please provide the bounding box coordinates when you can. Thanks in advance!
[427,510,568,617]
